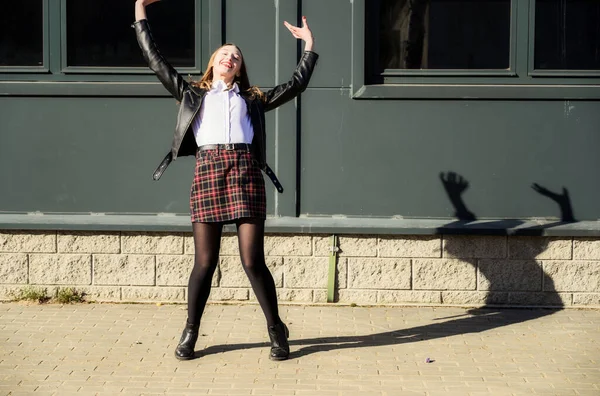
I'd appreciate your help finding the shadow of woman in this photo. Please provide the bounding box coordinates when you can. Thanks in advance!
[194,174,572,360]
[289,175,569,359]
[438,172,572,308]
[290,308,558,358]
[195,307,559,359]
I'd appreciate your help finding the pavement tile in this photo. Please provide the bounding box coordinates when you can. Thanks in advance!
[575,390,600,396]
[0,303,599,395]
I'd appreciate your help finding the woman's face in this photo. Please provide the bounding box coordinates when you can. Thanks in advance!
[211,45,243,81]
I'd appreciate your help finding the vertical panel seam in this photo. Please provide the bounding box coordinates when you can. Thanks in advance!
[221,0,227,43]
[295,0,303,216]
[274,0,280,215]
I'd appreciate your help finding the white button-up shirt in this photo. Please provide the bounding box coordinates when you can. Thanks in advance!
[192,80,254,147]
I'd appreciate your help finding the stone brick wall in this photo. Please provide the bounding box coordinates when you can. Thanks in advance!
[1,231,599,307]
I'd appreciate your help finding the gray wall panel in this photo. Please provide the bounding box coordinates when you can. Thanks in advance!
[300,90,600,220]
[224,0,277,87]
[302,0,352,87]
[1,1,599,227]
[0,97,277,215]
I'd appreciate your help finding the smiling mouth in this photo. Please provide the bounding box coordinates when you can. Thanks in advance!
[221,62,233,68]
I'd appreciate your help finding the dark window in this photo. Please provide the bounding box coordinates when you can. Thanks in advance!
[66,0,195,68]
[0,0,44,67]
[368,0,511,73]
[535,0,600,70]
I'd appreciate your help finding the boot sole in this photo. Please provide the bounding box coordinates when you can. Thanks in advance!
[269,355,289,361]
[174,351,195,361]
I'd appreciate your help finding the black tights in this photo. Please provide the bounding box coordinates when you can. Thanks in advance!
[186,218,280,327]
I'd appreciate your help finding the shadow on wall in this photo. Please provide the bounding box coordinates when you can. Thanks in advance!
[438,171,576,308]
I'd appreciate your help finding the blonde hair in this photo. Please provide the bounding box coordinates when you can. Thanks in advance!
[191,43,265,101]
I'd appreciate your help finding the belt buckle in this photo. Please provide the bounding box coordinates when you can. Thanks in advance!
[224,143,234,150]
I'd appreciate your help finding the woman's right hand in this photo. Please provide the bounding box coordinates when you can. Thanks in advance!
[135,0,160,21]
[136,0,161,6]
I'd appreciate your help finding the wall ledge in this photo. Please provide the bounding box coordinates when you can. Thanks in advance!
[1,214,599,236]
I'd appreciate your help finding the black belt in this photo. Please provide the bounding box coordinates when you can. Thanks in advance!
[264,164,284,194]
[198,143,251,151]
[196,144,284,193]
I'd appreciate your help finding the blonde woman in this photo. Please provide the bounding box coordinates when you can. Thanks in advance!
[134,0,318,360]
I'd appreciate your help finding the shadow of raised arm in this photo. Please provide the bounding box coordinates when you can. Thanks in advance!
[440,172,477,221]
[531,183,576,222]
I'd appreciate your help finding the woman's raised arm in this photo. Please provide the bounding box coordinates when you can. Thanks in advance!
[263,16,318,112]
[133,0,188,101]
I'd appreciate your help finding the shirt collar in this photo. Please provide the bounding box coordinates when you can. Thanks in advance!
[210,80,239,93]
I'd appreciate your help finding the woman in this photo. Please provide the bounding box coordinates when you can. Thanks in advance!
[133,0,318,361]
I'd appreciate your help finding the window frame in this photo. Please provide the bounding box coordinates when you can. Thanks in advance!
[59,0,202,75]
[376,0,519,79]
[353,0,600,99]
[528,0,600,78]
[0,0,50,74]
[0,0,222,96]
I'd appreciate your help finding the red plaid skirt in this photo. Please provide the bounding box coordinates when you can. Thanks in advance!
[190,148,266,223]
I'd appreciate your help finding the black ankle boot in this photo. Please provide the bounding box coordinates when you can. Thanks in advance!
[267,322,290,361]
[174,321,199,360]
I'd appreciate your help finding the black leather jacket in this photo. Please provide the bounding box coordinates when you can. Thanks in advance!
[134,20,319,192]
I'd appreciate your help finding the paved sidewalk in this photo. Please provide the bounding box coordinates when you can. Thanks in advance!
[0,303,598,396]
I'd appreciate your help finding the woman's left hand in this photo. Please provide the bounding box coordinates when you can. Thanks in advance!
[284,16,314,51]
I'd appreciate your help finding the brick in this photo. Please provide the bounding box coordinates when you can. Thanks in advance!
[508,237,572,260]
[282,256,348,292]
[573,238,600,260]
[184,233,239,255]
[273,288,314,302]
[264,235,311,256]
[443,236,506,258]
[347,258,411,290]
[337,289,377,304]
[0,254,28,284]
[573,293,600,306]
[76,286,121,302]
[313,235,333,257]
[57,232,120,253]
[219,234,240,255]
[284,257,328,288]
[208,288,249,301]
[413,259,476,290]
[156,255,220,287]
[543,261,600,292]
[121,286,184,302]
[508,292,571,306]
[336,258,348,289]
[379,236,441,258]
[478,260,542,291]
[315,235,377,257]
[156,255,192,286]
[0,285,27,300]
[93,254,155,286]
[220,256,283,288]
[122,232,183,254]
[442,291,508,305]
[0,231,56,253]
[29,254,91,285]
[183,232,194,254]
[313,289,328,303]
[18,284,59,301]
[377,290,442,304]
